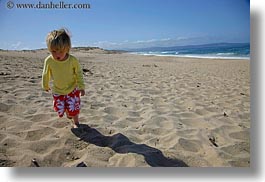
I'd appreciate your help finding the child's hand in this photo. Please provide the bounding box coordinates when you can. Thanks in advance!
[80,89,85,96]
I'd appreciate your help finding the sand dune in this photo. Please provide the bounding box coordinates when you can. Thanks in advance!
[0,49,250,167]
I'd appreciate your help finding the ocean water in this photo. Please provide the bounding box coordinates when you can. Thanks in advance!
[131,43,250,60]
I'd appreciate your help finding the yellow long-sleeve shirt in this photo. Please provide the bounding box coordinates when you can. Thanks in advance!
[42,54,85,95]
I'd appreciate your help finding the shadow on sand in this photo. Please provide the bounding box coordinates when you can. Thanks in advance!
[71,124,188,167]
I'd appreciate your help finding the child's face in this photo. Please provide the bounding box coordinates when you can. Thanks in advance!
[51,49,68,61]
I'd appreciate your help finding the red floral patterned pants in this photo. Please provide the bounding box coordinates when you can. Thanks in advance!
[53,88,81,117]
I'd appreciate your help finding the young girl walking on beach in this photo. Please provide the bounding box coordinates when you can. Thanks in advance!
[42,29,85,128]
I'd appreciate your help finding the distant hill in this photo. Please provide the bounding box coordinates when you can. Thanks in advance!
[72,46,103,51]
[124,43,250,52]
[0,46,126,54]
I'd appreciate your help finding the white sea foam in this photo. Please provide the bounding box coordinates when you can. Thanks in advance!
[130,52,250,60]
[216,52,235,56]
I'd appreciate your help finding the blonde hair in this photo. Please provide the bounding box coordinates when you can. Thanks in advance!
[46,28,71,52]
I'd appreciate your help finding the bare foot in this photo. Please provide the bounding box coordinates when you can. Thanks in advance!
[71,114,80,128]
[72,122,80,128]
[66,116,77,128]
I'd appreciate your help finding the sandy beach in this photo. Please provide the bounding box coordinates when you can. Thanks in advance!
[0,48,250,167]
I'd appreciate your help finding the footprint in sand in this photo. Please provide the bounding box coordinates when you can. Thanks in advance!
[178,138,202,153]
[220,142,250,156]
[28,139,61,155]
[25,127,55,141]
[52,121,69,128]
[30,113,53,122]
[0,103,10,112]
[229,130,250,141]
[0,133,7,142]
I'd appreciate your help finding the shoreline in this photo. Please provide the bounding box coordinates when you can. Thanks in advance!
[0,48,250,60]
[128,52,250,60]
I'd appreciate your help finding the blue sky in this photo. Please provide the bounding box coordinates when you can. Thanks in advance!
[0,0,250,50]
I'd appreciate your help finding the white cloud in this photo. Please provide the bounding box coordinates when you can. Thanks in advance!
[134,39,158,44]
[90,37,197,50]
[0,41,34,50]
[86,35,221,50]
[11,41,22,49]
